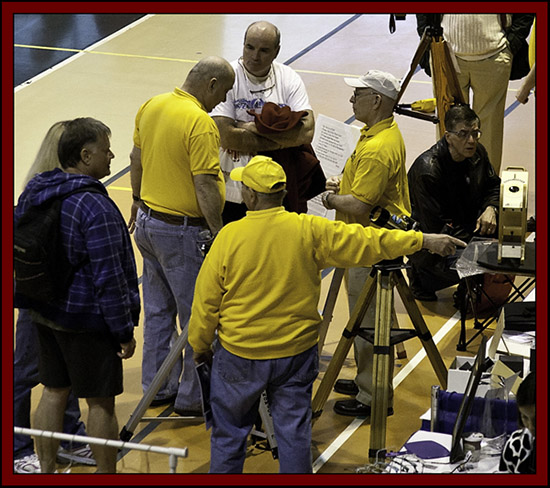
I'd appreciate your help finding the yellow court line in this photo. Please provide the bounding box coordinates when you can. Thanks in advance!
[14,43,198,64]
[14,43,433,82]
[107,185,132,192]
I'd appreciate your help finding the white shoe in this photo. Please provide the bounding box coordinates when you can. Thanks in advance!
[14,453,41,474]
[57,444,96,466]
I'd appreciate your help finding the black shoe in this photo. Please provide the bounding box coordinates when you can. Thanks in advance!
[333,399,394,417]
[150,394,177,407]
[174,407,203,417]
[334,379,359,396]
[411,289,438,301]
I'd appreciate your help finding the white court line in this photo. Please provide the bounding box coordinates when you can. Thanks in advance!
[312,418,365,473]
[312,310,461,473]
[14,14,154,93]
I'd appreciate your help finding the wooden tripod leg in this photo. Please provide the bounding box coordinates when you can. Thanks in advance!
[394,270,448,389]
[311,272,377,420]
[392,309,407,359]
[318,268,346,356]
[369,270,393,462]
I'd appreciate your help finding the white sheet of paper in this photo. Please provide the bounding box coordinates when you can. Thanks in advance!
[308,114,361,218]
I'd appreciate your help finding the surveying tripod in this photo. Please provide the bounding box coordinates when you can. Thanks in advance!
[393,24,465,138]
[120,324,279,457]
[311,260,448,463]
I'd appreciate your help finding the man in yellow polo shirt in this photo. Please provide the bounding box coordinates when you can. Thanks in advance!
[321,70,409,418]
[188,156,465,473]
[128,56,234,415]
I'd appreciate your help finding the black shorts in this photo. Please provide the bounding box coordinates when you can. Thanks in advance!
[35,323,123,398]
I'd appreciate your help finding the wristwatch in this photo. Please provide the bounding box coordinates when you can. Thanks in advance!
[132,194,141,202]
[322,192,333,209]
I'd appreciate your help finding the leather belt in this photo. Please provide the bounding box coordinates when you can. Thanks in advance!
[141,202,206,227]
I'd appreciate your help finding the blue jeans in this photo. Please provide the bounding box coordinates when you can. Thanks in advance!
[134,208,203,411]
[14,309,86,458]
[209,344,319,474]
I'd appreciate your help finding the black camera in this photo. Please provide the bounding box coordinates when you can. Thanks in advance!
[370,206,420,231]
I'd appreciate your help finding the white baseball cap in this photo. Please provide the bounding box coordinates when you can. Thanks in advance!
[344,70,401,100]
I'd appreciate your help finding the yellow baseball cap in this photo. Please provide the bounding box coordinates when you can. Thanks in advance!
[230,156,287,194]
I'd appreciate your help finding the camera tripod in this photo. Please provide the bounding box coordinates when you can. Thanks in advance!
[393,25,465,137]
[311,260,448,463]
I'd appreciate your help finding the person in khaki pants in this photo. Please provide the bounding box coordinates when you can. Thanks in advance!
[416,14,535,175]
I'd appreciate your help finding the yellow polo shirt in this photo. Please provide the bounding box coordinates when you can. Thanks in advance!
[133,87,225,217]
[338,116,410,227]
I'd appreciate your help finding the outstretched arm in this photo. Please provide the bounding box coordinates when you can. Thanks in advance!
[422,234,467,256]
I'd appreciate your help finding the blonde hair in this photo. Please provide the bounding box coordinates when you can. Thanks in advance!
[23,121,69,186]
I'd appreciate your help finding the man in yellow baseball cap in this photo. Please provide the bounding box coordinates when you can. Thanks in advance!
[188,155,466,474]
[230,155,287,194]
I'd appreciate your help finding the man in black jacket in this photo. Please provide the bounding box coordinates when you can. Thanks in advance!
[407,105,501,301]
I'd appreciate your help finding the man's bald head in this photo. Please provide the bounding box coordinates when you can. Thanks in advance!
[183,56,235,112]
[186,56,235,86]
[244,21,280,50]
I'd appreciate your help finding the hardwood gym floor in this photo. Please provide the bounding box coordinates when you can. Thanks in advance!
[6,5,546,484]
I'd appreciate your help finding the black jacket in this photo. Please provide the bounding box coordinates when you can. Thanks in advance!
[408,137,500,242]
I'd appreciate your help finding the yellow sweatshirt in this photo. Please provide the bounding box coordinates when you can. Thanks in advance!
[189,206,423,360]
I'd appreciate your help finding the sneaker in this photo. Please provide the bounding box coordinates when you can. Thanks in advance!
[57,444,96,466]
[14,453,41,473]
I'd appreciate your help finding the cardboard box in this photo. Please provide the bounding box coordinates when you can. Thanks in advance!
[447,356,521,397]
[447,356,491,396]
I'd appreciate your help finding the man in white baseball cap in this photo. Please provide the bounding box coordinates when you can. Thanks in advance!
[344,69,401,100]
[320,69,409,418]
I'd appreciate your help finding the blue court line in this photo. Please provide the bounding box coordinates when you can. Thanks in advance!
[504,98,521,117]
[283,14,362,66]
[104,165,130,187]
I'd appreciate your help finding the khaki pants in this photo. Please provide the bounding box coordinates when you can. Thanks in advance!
[454,48,512,175]
[347,267,394,407]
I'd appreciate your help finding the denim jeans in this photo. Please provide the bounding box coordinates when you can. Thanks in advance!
[13,309,86,458]
[134,208,203,411]
[209,344,319,473]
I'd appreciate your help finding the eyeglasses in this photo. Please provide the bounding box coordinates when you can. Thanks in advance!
[447,129,482,140]
[352,90,379,100]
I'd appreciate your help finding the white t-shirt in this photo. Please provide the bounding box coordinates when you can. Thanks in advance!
[210,58,312,203]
